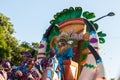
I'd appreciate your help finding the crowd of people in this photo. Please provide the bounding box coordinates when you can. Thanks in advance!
[0,51,40,80]
[0,49,61,80]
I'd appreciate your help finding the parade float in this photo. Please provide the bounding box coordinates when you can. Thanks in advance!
[37,7,108,80]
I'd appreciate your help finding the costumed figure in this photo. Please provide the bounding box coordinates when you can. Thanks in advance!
[41,48,60,80]
[56,32,73,77]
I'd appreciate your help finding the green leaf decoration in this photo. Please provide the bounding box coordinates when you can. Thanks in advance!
[93,23,99,31]
[83,11,95,19]
[50,7,82,24]
[87,13,96,19]
[50,7,97,24]
[57,9,69,22]
[97,31,107,37]
[70,7,82,18]
[90,21,98,31]
[83,11,89,19]
[50,20,56,24]
[99,37,105,44]
[84,63,96,69]
[89,21,94,24]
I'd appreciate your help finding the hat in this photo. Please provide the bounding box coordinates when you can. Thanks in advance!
[49,48,56,54]
[49,48,56,57]
[21,50,35,58]
[21,51,32,58]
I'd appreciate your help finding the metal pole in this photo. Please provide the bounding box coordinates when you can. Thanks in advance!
[93,12,115,22]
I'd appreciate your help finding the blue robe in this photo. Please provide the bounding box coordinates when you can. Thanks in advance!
[56,47,73,76]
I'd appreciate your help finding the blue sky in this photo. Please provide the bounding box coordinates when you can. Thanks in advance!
[0,0,120,79]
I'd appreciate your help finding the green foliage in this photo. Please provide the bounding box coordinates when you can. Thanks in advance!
[19,41,32,51]
[0,13,16,60]
[0,27,7,50]
[0,13,14,34]
[0,13,39,65]
[31,42,39,50]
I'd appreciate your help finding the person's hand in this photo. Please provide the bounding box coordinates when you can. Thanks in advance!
[27,74,35,80]
[15,70,23,77]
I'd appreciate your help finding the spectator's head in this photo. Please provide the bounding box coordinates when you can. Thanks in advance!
[26,59,35,70]
[1,60,13,71]
[21,50,35,61]
[21,51,32,61]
